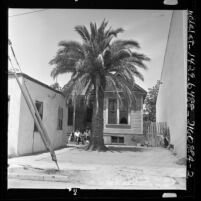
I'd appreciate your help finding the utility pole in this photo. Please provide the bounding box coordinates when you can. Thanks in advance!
[8,39,59,170]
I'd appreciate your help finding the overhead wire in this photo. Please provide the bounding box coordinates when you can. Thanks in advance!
[8,39,23,73]
[9,9,49,18]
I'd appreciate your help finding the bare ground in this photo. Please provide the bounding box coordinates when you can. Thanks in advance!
[8,145,186,189]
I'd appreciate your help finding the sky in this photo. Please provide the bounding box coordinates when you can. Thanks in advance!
[8,9,173,91]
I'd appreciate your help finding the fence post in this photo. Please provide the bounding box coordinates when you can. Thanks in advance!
[151,123,154,146]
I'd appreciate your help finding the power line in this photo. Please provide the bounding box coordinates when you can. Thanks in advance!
[9,9,49,17]
[8,39,23,73]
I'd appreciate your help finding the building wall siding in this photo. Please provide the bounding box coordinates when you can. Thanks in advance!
[17,77,68,155]
[103,134,145,145]
[8,77,23,157]
[130,110,142,133]
[103,95,143,136]
[156,10,187,158]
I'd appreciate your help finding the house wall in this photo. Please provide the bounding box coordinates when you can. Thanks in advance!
[103,133,145,146]
[103,93,144,145]
[156,10,187,158]
[8,77,23,156]
[17,77,68,155]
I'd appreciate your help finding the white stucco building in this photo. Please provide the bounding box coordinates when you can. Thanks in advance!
[8,73,68,157]
[156,10,187,158]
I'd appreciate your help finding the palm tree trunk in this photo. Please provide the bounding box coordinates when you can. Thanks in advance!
[86,86,107,151]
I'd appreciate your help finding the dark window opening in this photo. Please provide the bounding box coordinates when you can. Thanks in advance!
[57,106,63,130]
[120,117,128,124]
[111,136,124,144]
[68,106,74,126]
[108,98,117,124]
[119,99,128,124]
[34,101,43,132]
[119,137,124,143]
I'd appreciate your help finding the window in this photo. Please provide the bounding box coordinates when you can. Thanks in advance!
[119,99,128,124]
[108,98,129,125]
[68,105,74,126]
[111,136,124,144]
[57,106,63,130]
[108,98,117,124]
[34,101,43,132]
[119,137,124,143]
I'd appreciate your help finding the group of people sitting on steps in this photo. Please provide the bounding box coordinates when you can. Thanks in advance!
[68,128,91,145]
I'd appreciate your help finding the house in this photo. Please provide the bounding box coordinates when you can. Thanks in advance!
[156,10,187,158]
[67,80,147,146]
[8,73,68,157]
[8,72,147,157]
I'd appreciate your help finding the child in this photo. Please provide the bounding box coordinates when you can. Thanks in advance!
[77,130,81,145]
[88,129,91,141]
[74,129,80,145]
[80,131,85,145]
[164,134,169,148]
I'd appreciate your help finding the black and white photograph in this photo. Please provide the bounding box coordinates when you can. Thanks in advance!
[5,1,195,195]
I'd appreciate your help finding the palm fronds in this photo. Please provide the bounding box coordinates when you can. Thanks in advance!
[49,19,150,108]
[74,26,90,44]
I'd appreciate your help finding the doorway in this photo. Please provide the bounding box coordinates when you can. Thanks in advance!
[85,106,93,128]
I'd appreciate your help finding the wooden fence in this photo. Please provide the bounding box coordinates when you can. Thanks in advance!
[146,122,169,147]
[143,121,151,135]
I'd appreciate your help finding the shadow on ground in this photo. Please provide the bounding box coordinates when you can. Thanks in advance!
[70,145,148,153]
[42,168,88,176]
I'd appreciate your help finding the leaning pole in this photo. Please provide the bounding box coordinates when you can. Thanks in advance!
[8,40,59,170]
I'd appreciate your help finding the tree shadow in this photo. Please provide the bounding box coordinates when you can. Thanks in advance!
[70,145,147,153]
[107,146,146,153]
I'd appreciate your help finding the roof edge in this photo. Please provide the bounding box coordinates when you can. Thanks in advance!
[8,72,64,96]
[133,83,147,94]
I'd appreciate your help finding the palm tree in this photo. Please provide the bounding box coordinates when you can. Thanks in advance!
[49,19,150,151]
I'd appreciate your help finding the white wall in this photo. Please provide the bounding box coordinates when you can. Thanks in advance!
[156,10,187,158]
[8,77,23,156]
[17,77,68,155]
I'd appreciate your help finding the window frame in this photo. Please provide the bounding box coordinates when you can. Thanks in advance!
[67,105,74,126]
[111,136,125,144]
[57,106,63,130]
[107,98,130,125]
[119,98,129,125]
[33,101,43,132]
[108,98,117,124]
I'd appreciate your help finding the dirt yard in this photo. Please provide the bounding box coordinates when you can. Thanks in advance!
[8,145,186,189]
